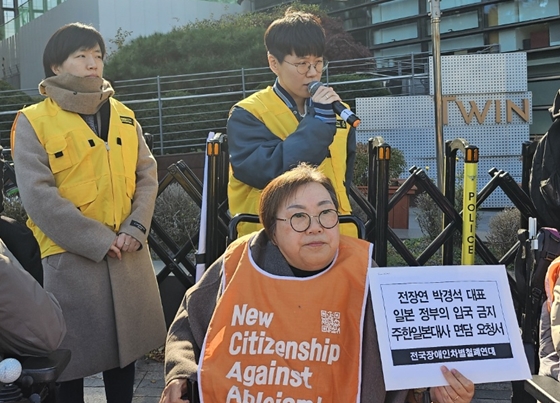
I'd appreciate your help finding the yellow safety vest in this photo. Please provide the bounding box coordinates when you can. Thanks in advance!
[228,87,354,237]
[12,98,139,258]
[199,233,370,403]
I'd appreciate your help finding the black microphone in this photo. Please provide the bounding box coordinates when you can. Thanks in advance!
[308,81,361,128]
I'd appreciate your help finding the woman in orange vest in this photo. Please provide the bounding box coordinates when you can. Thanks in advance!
[160,163,475,403]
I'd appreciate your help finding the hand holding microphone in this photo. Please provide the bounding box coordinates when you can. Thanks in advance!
[308,81,361,128]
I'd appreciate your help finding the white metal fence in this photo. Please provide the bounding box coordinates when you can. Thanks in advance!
[0,54,431,154]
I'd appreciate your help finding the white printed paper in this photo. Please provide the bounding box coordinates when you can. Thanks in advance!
[368,265,531,390]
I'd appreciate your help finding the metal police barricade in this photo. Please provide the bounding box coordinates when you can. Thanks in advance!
[443,139,479,265]
[204,132,230,268]
[149,160,202,288]
[368,137,391,266]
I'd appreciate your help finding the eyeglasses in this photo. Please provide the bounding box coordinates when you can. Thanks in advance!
[283,59,329,75]
[276,209,339,232]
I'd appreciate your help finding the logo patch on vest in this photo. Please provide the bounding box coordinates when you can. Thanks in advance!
[130,220,146,234]
[120,116,134,126]
[335,119,347,129]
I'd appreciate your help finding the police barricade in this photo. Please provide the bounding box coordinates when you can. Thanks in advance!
[149,159,202,288]
[162,133,546,401]
[148,133,560,401]
[147,159,205,327]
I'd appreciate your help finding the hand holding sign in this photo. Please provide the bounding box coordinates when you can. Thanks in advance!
[368,265,530,390]
[430,366,475,403]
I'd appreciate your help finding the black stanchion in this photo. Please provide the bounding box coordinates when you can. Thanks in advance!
[369,137,391,266]
[205,133,230,267]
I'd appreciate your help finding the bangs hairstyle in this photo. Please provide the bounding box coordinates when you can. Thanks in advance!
[259,163,338,239]
[43,22,105,78]
[264,10,325,62]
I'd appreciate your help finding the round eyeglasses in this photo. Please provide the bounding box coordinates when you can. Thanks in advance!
[276,209,339,232]
[283,59,329,75]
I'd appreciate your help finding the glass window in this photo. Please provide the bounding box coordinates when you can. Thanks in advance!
[374,44,422,59]
[495,25,550,51]
[490,0,559,25]
[551,20,560,45]
[3,9,13,21]
[497,28,518,51]
[339,7,371,30]
[373,22,418,44]
[19,9,29,24]
[426,0,480,11]
[4,19,14,37]
[372,0,418,24]
[2,0,16,7]
[427,11,479,34]
[324,0,371,11]
[529,79,560,107]
[426,33,484,52]
[439,11,478,33]
[531,110,553,136]
[519,0,559,22]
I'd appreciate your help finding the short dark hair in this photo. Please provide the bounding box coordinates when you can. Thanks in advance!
[264,10,325,63]
[259,163,338,240]
[43,22,106,78]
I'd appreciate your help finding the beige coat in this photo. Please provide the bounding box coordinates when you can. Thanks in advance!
[12,75,166,381]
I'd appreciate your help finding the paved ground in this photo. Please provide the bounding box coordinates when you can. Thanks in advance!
[85,358,164,403]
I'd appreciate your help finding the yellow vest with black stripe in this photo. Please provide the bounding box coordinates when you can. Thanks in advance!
[228,87,354,237]
[15,98,138,258]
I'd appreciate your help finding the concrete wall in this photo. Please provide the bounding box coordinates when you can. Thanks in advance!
[0,0,248,90]
[2,0,99,90]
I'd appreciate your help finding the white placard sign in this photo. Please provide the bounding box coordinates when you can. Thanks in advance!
[368,265,531,390]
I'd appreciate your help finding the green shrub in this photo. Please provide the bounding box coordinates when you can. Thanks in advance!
[151,183,200,260]
[485,207,520,258]
[105,3,371,81]
[415,192,448,241]
[2,195,27,225]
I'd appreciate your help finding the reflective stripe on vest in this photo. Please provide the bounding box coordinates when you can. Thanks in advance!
[228,87,353,237]
[17,98,138,258]
[198,233,370,403]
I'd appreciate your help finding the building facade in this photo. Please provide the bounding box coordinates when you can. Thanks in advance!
[0,0,248,89]
[252,0,560,136]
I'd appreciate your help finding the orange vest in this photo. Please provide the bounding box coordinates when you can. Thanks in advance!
[199,233,371,403]
[545,256,560,311]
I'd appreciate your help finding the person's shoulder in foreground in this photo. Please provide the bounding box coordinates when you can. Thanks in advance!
[0,236,66,356]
